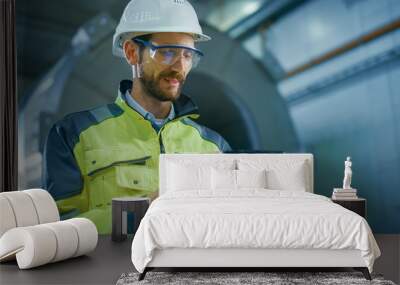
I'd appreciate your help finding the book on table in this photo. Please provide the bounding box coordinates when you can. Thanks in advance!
[332,194,359,200]
[332,188,358,199]
[333,188,357,193]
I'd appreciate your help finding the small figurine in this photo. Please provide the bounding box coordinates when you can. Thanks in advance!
[342,156,352,189]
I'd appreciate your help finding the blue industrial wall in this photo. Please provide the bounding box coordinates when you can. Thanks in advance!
[268,0,400,233]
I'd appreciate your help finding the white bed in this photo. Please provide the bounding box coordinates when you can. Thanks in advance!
[131,154,380,280]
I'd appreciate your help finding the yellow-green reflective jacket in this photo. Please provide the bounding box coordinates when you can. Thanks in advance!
[42,80,231,234]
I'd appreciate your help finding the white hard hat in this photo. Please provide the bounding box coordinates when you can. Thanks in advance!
[112,0,211,57]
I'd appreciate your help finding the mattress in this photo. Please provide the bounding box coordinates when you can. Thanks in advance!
[131,190,380,273]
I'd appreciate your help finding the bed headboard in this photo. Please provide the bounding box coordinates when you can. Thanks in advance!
[159,153,314,195]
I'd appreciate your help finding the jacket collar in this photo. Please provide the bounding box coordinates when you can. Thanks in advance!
[116,80,199,120]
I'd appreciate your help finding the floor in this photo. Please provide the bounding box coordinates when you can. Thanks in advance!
[0,235,134,284]
[0,234,398,284]
[373,234,400,284]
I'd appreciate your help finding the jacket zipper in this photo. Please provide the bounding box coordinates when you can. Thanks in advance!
[157,113,195,154]
[159,133,165,153]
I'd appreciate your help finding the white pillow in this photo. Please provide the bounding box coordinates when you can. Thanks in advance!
[266,166,306,191]
[167,162,211,191]
[211,169,268,190]
[236,169,267,189]
[211,168,236,190]
[238,159,308,191]
[167,158,236,171]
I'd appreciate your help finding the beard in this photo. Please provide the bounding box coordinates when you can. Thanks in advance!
[139,69,185,102]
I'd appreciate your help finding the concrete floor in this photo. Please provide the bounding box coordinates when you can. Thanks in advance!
[374,234,400,284]
[0,235,134,285]
[0,234,398,284]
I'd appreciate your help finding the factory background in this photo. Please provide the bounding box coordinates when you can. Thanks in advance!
[16,0,399,237]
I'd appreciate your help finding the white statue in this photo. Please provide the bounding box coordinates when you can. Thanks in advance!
[342,156,352,189]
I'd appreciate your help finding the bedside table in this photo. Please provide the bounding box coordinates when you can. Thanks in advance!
[331,197,366,218]
[112,197,150,242]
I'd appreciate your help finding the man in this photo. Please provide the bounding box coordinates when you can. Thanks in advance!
[42,0,231,234]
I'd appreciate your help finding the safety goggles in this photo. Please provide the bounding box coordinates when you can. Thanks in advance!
[133,38,204,68]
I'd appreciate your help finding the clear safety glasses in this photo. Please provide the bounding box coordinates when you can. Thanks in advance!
[133,38,204,69]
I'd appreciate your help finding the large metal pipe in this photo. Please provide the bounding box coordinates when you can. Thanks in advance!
[285,18,400,78]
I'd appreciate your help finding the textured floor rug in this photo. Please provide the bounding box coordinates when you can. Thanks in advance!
[116,271,396,285]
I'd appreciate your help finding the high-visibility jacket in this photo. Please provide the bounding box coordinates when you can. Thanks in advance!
[42,80,231,234]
